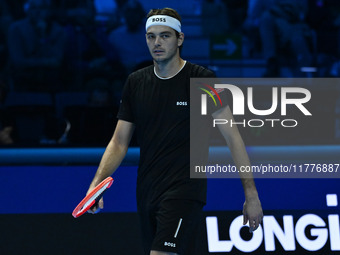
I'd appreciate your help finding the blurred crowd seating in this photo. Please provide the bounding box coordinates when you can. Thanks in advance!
[0,0,340,146]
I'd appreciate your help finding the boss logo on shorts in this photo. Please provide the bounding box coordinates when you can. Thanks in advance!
[152,17,166,22]
[176,101,187,106]
[164,241,176,247]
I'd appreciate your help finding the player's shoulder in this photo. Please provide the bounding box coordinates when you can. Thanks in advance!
[186,62,216,78]
[128,65,154,81]
[124,65,154,93]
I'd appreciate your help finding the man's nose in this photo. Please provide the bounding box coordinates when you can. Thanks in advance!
[154,36,161,46]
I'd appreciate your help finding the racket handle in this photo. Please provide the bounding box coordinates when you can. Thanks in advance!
[90,189,108,210]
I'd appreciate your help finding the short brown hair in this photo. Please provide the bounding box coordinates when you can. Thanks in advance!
[146,7,181,23]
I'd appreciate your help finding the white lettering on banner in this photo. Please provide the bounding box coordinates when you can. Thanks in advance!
[206,217,233,252]
[263,216,295,251]
[329,214,340,250]
[229,216,263,252]
[295,214,328,251]
[206,195,340,253]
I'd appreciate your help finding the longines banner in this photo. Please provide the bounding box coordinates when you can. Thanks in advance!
[204,195,339,254]
[204,211,340,254]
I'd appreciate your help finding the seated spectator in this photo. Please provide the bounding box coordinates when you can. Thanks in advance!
[258,0,313,76]
[4,0,26,21]
[86,78,115,107]
[64,80,118,145]
[0,125,13,145]
[62,0,125,90]
[7,0,66,92]
[244,0,313,76]
[108,0,152,75]
[306,0,340,76]
[201,0,230,36]
[101,0,131,34]
[243,0,273,58]
[0,81,14,145]
[222,0,248,34]
[0,0,13,77]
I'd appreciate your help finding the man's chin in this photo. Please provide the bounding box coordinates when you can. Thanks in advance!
[153,56,167,63]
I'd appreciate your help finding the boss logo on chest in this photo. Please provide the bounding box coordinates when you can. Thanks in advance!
[176,101,188,106]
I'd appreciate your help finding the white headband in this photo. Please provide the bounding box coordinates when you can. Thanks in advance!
[145,15,181,33]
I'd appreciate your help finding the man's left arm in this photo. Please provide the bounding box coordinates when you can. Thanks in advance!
[212,105,263,233]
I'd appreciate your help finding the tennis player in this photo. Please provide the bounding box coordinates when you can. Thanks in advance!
[86,7,263,255]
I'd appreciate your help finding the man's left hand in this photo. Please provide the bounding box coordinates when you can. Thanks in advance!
[243,197,263,233]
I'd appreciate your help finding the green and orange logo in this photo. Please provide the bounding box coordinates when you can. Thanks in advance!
[199,84,223,115]
[198,84,223,107]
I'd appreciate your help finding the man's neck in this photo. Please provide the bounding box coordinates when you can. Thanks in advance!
[154,57,185,79]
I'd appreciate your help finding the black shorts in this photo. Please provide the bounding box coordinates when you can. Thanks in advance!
[138,199,205,254]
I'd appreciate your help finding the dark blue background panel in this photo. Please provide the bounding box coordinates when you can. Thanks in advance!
[0,165,339,214]
[0,165,137,214]
[1,145,339,165]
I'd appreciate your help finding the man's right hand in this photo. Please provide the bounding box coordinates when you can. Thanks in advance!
[86,185,104,214]
[84,121,135,214]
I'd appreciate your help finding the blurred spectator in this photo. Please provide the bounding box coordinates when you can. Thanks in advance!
[244,0,273,27]
[0,81,7,106]
[54,0,97,25]
[0,81,14,145]
[108,0,152,75]
[4,0,26,21]
[258,0,313,76]
[65,79,118,145]
[222,0,248,33]
[244,0,313,76]
[94,0,116,16]
[0,0,12,78]
[54,0,128,31]
[306,0,340,76]
[86,78,114,107]
[7,0,66,92]
[112,0,129,23]
[0,125,13,145]
[63,0,125,90]
[94,0,118,28]
[201,0,230,36]
[243,0,273,58]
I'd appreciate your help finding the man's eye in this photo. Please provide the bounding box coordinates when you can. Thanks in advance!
[161,35,169,38]
[147,35,155,39]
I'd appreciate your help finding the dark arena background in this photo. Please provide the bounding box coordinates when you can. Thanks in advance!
[0,0,340,254]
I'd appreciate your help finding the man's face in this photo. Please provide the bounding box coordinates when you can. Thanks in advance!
[146,25,184,63]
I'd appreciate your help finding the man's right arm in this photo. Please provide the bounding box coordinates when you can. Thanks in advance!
[87,120,135,213]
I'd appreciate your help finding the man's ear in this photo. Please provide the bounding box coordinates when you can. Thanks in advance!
[178,32,184,47]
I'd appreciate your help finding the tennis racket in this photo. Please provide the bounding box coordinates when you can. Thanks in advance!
[72,177,114,218]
